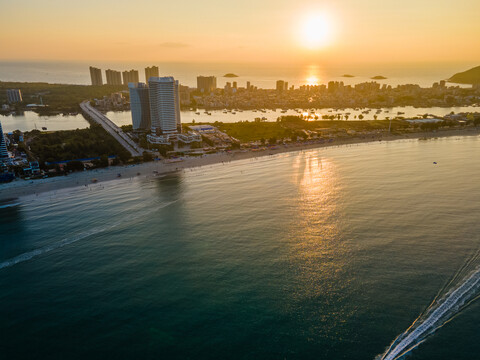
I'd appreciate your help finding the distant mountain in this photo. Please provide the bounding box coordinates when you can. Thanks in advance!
[449,66,480,84]
[342,74,355,78]
[224,73,239,78]
[371,75,387,80]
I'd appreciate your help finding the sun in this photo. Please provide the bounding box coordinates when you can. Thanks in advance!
[299,13,333,49]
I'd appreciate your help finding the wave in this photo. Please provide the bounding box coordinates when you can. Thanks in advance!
[0,202,21,209]
[0,200,177,270]
[378,251,480,360]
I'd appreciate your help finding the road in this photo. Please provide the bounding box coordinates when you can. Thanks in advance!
[80,101,143,157]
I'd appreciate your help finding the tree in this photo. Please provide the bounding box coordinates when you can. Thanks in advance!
[358,114,364,120]
[143,151,153,162]
[66,160,84,172]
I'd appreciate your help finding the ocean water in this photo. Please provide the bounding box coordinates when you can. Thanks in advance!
[1,136,480,359]
[0,60,477,88]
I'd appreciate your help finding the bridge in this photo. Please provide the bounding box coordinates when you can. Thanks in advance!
[80,101,143,157]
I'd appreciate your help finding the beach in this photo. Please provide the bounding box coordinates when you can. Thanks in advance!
[1,127,479,201]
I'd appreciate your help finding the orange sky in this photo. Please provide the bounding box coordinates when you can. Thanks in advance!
[1,0,479,64]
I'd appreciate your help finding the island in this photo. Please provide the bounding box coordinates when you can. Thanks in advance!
[223,73,239,78]
[448,65,480,84]
[371,75,387,80]
[342,74,355,78]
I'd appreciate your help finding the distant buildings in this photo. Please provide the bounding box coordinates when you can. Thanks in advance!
[197,76,217,93]
[145,66,159,83]
[276,80,288,92]
[0,121,9,161]
[105,69,122,85]
[128,83,151,130]
[122,70,139,85]
[89,66,103,86]
[178,85,192,105]
[6,89,22,103]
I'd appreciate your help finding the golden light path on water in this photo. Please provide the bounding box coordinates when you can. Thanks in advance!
[285,151,352,329]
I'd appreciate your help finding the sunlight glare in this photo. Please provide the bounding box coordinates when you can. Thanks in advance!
[299,13,334,49]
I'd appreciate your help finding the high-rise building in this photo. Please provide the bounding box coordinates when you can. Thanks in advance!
[148,77,181,134]
[276,80,285,92]
[145,66,159,83]
[196,76,217,93]
[105,69,122,85]
[89,66,103,86]
[0,120,8,161]
[178,85,192,105]
[129,83,151,130]
[122,70,140,85]
[6,89,22,103]
[246,81,251,91]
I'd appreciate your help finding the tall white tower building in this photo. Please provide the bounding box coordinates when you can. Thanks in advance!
[148,77,181,134]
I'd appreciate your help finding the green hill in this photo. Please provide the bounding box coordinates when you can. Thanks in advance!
[448,66,480,84]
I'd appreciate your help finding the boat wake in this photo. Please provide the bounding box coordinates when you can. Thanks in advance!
[0,200,177,270]
[377,250,480,360]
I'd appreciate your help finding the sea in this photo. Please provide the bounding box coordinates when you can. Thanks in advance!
[0,60,477,89]
[1,136,480,359]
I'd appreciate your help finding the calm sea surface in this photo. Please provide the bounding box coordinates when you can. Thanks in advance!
[1,136,480,359]
[0,60,477,88]
[2,105,480,133]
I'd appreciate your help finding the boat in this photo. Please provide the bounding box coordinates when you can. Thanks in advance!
[42,127,47,130]
[195,112,201,115]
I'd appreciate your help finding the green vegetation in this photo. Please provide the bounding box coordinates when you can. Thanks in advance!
[0,81,127,113]
[27,124,131,167]
[216,121,291,142]
[215,116,413,142]
[448,65,480,84]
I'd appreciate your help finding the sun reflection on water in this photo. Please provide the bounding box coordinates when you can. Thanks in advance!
[287,151,351,305]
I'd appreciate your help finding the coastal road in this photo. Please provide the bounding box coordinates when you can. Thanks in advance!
[80,101,143,157]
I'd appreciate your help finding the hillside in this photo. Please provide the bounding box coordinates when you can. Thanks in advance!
[448,66,480,84]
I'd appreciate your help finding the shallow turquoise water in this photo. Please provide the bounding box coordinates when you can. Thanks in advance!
[1,136,480,359]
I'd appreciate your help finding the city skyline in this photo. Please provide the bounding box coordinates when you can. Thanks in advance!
[1,1,479,64]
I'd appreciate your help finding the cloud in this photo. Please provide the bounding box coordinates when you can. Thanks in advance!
[158,42,190,48]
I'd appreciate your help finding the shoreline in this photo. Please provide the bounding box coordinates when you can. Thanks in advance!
[1,127,479,201]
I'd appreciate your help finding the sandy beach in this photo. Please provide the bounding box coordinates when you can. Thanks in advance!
[1,127,479,201]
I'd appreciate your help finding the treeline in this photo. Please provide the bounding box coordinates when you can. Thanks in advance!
[27,124,131,167]
[0,81,127,112]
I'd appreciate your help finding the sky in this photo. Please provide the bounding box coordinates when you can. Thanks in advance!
[1,0,479,65]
